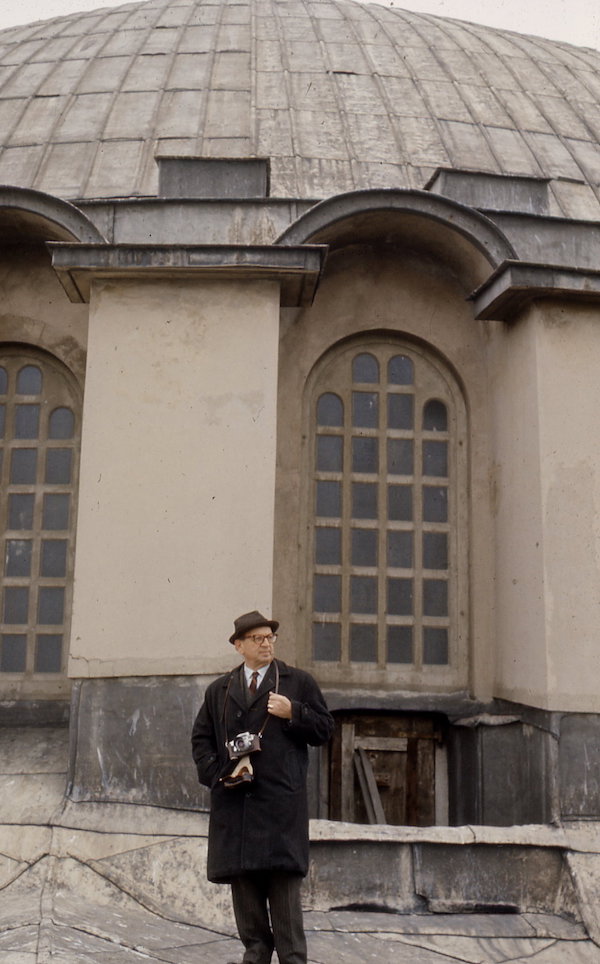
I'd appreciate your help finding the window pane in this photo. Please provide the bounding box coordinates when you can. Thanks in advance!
[314,574,341,613]
[387,577,413,615]
[423,399,448,431]
[42,494,70,529]
[1,635,26,672]
[387,393,413,430]
[387,626,413,663]
[351,528,378,567]
[316,436,343,472]
[317,393,343,427]
[388,439,413,476]
[350,624,377,662]
[316,481,341,518]
[423,532,448,570]
[387,530,413,568]
[0,404,5,438]
[45,449,73,484]
[388,355,413,385]
[423,627,449,664]
[0,367,7,394]
[4,587,29,624]
[388,484,412,521]
[352,437,378,473]
[38,587,65,625]
[5,540,32,577]
[423,486,448,523]
[352,392,378,428]
[40,540,68,578]
[350,575,377,614]
[14,404,40,439]
[352,482,377,519]
[423,579,448,617]
[48,407,75,439]
[352,353,379,383]
[10,449,37,484]
[16,365,42,395]
[8,494,34,530]
[35,635,63,673]
[313,622,341,661]
[423,440,448,478]
[315,527,341,566]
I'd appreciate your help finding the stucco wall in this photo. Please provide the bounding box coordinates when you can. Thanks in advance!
[69,277,280,677]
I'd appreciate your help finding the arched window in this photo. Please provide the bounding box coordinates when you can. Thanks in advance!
[307,339,467,690]
[0,351,80,688]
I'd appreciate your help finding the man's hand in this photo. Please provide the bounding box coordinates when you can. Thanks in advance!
[267,693,292,719]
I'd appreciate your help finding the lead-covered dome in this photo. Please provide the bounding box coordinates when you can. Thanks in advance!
[1,0,600,217]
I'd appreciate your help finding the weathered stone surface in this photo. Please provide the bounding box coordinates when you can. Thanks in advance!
[305,841,420,913]
[560,716,600,818]
[566,852,600,945]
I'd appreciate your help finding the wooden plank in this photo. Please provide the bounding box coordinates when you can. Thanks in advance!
[340,722,355,822]
[354,747,387,825]
[354,737,408,752]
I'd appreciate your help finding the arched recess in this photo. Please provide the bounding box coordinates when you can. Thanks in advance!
[0,186,105,242]
[277,188,516,291]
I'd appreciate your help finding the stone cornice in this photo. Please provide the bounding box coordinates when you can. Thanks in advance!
[471,260,600,321]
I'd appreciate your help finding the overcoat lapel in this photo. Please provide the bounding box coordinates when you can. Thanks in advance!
[226,664,247,712]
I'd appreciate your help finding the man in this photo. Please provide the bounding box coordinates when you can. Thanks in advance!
[191,610,334,964]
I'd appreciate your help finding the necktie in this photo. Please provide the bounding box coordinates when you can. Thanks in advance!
[249,671,259,695]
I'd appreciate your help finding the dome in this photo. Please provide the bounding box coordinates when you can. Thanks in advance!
[1,0,600,217]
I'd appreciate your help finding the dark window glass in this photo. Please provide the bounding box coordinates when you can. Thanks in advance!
[423,486,448,523]
[316,436,343,472]
[423,532,448,570]
[423,399,448,431]
[315,528,341,566]
[350,575,377,614]
[387,438,413,476]
[8,494,34,530]
[48,407,75,440]
[45,449,73,485]
[0,367,7,394]
[313,622,341,661]
[10,449,37,484]
[4,587,29,624]
[350,623,377,662]
[16,365,42,395]
[352,392,378,428]
[423,440,448,478]
[351,528,378,567]
[38,587,65,625]
[387,577,413,615]
[314,574,341,613]
[35,635,63,673]
[5,540,32,578]
[387,393,414,431]
[352,353,379,383]
[387,626,413,663]
[352,482,377,519]
[423,627,449,664]
[387,530,413,569]
[40,540,68,578]
[423,579,448,617]
[0,404,5,438]
[388,484,412,521]
[1,635,27,672]
[388,355,413,385]
[14,404,40,439]
[42,494,70,530]
[316,481,341,518]
[352,437,378,473]
[317,393,343,427]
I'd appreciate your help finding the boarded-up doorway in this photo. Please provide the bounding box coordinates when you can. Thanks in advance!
[329,713,446,826]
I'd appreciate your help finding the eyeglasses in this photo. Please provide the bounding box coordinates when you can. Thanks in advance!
[242,633,278,644]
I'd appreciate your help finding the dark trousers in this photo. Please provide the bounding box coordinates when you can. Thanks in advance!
[230,871,307,964]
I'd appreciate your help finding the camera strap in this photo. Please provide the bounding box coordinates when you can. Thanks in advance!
[222,660,280,740]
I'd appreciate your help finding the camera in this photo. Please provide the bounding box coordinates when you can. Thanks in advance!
[226,731,261,760]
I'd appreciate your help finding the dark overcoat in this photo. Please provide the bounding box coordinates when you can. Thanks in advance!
[191,658,334,883]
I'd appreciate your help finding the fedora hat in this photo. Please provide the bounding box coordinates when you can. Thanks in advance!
[229,610,279,645]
